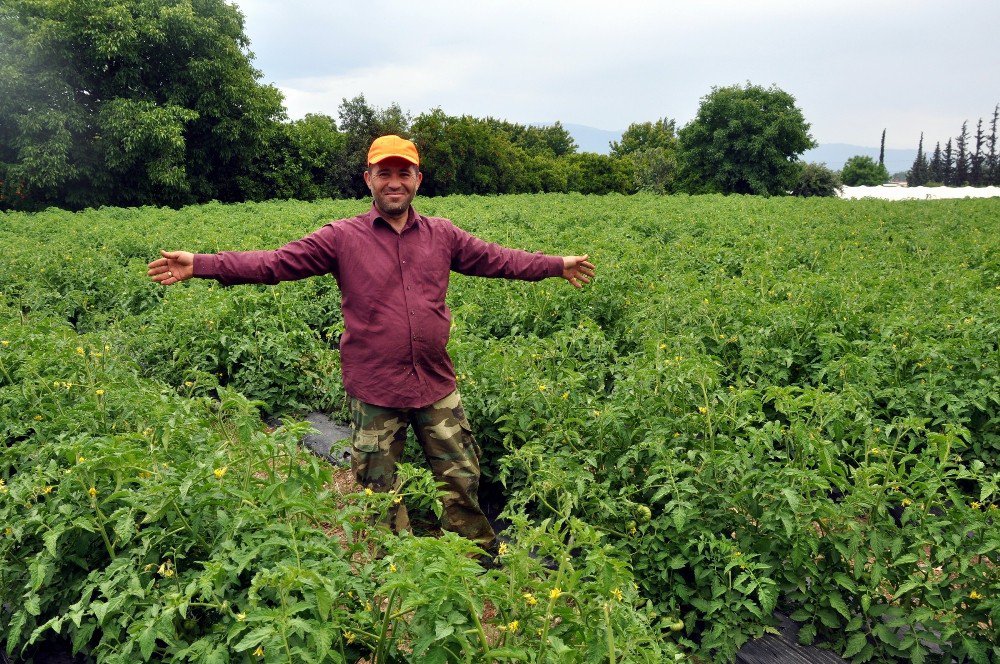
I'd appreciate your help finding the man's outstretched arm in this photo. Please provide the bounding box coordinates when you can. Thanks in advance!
[146,225,340,287]
[451,225,595,287]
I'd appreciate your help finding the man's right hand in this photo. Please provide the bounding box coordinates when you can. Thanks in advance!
[147,250,194,285]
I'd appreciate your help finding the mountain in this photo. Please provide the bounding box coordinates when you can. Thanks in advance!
[802,143,917,175]
[557,123,622,154]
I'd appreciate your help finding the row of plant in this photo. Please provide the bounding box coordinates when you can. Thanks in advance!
[2,192,999,662]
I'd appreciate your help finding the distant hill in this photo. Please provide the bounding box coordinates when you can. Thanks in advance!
[560,123,622,154]
[802,143,917,175]
[555,124,919,175]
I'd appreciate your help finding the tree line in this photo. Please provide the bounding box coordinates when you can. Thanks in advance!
[1,0,823,211]
[907,105,1000,186]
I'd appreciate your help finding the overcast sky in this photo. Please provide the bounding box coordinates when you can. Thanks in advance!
[232,0,999,149]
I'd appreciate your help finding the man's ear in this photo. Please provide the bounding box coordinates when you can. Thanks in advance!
[363,169,372,190]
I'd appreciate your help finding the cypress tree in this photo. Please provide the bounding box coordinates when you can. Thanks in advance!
[971,118,985,186]
[930,141,943,183]
[955,121,969,185]
[879,129,886,167]
[988,104,999,186]
[943,139,954,185]
[908,133,927,185]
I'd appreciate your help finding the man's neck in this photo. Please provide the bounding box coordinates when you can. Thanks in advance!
[377,206,409,233]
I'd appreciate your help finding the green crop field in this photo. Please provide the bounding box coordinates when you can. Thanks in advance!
[2,193,999,663]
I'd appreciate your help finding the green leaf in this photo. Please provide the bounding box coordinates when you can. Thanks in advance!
[843,631,868,658]
[828,592,851,619]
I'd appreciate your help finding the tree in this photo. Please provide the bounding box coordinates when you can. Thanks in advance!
[610,118,680,194]
[410,110,526,196]
[971,118,985,187]
[791,163,841,197]
[841,155,888,186]
[908,133,929,186]
[954,121,969,185]
[929,141,943,183]
[988,104,999,186]
[675,83,815,195]
[0,0,285,210]
[943,139,954,185]
[879,129,886,167]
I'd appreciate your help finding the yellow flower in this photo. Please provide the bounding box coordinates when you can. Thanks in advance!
[561,392,569,400]
[538,384,547,392]
[549,587,562,600]
[523,592,537,606]
[213,467,227,480]
[392,495,403,504]
[611,587,623,602]
[871,447,881,457]
[77,456,86,464]
[95,389,105,396]
[698,406,708,415]
[506,620,519,632]
[658,343,666,350]
[969,590,983,600]
[88,486,97,498]
[497,542,509,556]
[34,415,43,421]
[157,561,174,578]
[901,498,912,507]
[253,646,264,657]
[364,487,373,496]
[592,410,601,417]
[0,479,7,494]
[43,486,53,494]
[0,340,8,346]
[76,347,85,355]
[184,381,194,387]
[389,563,397,573]
[344,630,356,644]
[364,601,373,612]
[970,501,982,510]
[235,613,246,622]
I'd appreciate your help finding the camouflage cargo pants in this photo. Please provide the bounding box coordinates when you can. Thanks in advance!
[350,390,496,548]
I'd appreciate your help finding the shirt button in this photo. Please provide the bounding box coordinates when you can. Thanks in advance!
[410,311,415,315]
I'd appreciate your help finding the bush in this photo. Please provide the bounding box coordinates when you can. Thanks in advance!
[841,155,889,186]
[791,163,842,197]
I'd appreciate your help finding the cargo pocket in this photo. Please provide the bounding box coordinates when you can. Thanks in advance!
[352,430,381,454]
[458,418,482,460]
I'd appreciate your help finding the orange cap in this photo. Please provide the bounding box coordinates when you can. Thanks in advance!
[367,135,419,167]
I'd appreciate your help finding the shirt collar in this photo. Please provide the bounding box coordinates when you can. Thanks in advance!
[367,204,423,232]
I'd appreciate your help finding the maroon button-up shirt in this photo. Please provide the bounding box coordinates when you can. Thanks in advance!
[193,205,564,408]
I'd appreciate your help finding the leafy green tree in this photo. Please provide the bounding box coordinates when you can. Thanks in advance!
[791,163,841,197]
[249,114,346,201]
[485,119,578,158]
[410,110,524,196]
[840,155,889,186]
[675,83,815,195]
[610,118,679,194]
[564,153,635,195]
[0,0,285,210]
[610,118,678,157]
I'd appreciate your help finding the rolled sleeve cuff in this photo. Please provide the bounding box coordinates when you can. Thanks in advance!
[543,255,564,279]
[192,254,220,279]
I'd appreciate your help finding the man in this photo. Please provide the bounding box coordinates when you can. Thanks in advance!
[147,135,595,554]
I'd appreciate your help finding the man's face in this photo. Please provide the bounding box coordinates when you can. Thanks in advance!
[364,157,422,218]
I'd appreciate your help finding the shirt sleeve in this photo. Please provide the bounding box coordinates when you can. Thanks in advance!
[193,223,340,286]
[449,224,564,281]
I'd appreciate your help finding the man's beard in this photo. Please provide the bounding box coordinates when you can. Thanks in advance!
[375,192,413,216]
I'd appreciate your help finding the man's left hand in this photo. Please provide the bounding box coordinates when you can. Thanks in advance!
[562,255,595,289]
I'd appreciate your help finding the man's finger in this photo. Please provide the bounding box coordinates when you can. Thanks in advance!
[147,257,166,270]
